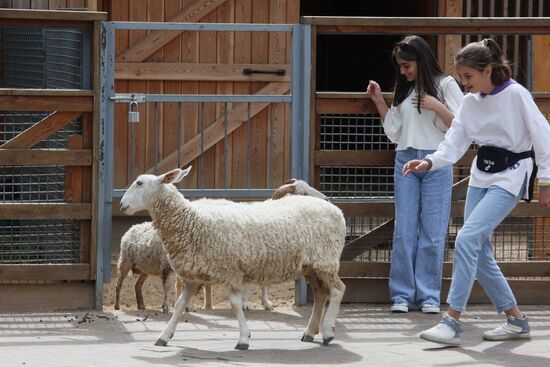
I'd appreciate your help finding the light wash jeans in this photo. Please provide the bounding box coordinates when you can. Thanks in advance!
[447,185,521,313]
[389,148,452,307]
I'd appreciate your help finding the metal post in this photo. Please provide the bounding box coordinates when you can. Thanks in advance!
[96,21,115,309]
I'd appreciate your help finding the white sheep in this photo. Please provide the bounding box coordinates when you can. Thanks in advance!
[119,166,346,350]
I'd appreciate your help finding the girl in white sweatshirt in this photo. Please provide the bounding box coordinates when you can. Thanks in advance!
[404,38,550,346]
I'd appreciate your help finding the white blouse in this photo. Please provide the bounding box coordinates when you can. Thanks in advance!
[383,75,464,150]
[426,82,550,199]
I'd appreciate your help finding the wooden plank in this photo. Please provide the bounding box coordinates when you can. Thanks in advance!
[0,95,92,112]
[65,135,84,203]
[0,203,91,219]
[0,89,93,96]
[316,93,392,114]
[117,0,228,62]
[0,111,81,149]
[339,261,550,278]
[115,62,291,81]
[231,0,252,189]
[0,283,94,312]
[334,201,546,219]
[340,219,394,261]
[0,8,107,21]
[339,278,550,304]
[0,264,91,281]
[147,82,289,174]
[0,149,91,166]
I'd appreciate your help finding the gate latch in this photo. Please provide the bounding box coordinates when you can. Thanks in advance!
[243,68,286,76]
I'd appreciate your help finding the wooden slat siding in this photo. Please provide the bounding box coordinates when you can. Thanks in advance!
[0,203,91,219]
[335,201,548,219]
[113,0,130,188]
[0,95,93,112]
[339,261,550,279]
[214,0,235,189]
[162,0,183,183]
[440,0,462,76]
[249,0,269,189]
[232,0,252,189]
[65,135,84,203]
[180,6,200,190]
[147,82,290,174]
[116,0,227,62]
[50,0,67,9]
[0,9,106,21]
[270,0,288,187]
[128,0,148,179]
[0,283,94,311]
[31,0,48,9]
[199,8,218,189]
[0,111,81,149]
[0,149,91,165]
[314,150,477,167]
[146,0,164,174]
[115,62,291,82]
[0,264,90,281]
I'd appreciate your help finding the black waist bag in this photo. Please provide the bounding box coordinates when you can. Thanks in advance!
[476,145,537,202]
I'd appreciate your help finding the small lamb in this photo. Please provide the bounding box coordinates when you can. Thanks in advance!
[119,166,346,350]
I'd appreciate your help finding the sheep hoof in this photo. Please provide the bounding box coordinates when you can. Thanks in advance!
[242,304,250,311]
[234,343,249,350]
[154,339,168,346]
[301,333,315,343]
[264,303,274,311]
[323,336,334,346]
[162,305,169,314]
[114,305,120,310]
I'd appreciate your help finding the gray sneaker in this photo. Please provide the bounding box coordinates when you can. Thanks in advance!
[483,315,531,341]
[420,314,463,346]
[390,301,409,313]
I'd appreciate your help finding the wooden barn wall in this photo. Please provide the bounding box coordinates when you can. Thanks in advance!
[106,0,299,191]
[0,0,96,9]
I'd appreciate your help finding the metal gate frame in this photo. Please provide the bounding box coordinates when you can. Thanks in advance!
[98,21,312,308]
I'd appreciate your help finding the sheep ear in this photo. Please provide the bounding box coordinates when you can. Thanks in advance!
[178,165,192,181]
[160,168,183,185]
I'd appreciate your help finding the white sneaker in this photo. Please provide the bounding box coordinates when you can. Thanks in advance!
[483,315,531,341]
[420,314,463,346]
[390,301,409,313]
[421,303,440,314]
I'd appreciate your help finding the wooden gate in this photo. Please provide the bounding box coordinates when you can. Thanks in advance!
[0,9,106,311]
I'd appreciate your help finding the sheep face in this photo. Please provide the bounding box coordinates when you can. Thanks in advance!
[120,166,192,215]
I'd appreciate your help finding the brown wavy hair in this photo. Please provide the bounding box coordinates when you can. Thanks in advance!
[455,38,512,86]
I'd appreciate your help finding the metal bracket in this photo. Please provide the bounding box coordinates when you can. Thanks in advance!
[243,68,286,76]
[110,93,146,103]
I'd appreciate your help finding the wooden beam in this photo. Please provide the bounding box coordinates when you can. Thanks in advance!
[452,176,469,201]
[148,82,289,174]
[116,62,291,82]
[1,111,82,149]
[341,219,394,261]
[0,8,107,21]
[116,0,228,62]
[0,264,91,281]
[0,203,91,220]
[314,150,476,167]
[0,149,92,166]
[0,95,93,112]
[0,283,94,312]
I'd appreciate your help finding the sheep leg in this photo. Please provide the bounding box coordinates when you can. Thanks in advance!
[229,288,251,350]
[135,273,148,310]
[241,284,250,311]
[318,273,346,346]
[155,281,201,346]
[203,283,213,310]
[114,270,128,310]
[261,287,274,310]
[161,269,171,314]
[302,272,328,342]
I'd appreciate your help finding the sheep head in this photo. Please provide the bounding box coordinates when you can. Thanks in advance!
[120,166,192,215]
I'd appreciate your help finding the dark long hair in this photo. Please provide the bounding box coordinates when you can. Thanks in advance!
[392,35,445,111]
[455,38,512,86]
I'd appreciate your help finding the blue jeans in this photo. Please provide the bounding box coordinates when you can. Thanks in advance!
[447,185,521,313]
[389,148,452,307]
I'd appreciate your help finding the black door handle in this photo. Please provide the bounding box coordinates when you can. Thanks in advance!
[243,68,286,76]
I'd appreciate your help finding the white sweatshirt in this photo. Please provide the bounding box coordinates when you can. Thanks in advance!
[382,75,464,150]
[426,82,550,199]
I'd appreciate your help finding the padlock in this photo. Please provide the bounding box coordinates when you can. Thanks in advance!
[128,101,140,123]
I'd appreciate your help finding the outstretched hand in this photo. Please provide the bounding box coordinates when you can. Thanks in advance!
[366,80,383,101]
[402,159,430,176]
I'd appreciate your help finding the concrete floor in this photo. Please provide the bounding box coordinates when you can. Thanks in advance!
[2,304,550,367]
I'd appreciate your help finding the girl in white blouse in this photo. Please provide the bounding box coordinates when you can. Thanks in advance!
[405,38,550,346]
[366,35,463,314]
